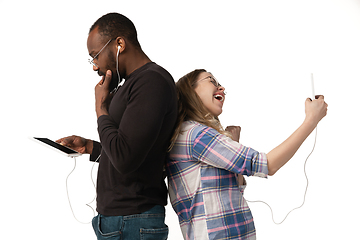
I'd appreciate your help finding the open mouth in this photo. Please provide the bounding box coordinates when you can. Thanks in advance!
[214,94,224,102]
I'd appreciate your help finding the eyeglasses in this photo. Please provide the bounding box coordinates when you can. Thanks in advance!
[196,75,222,88]
[88,38,115,67]
[194,75,226,95]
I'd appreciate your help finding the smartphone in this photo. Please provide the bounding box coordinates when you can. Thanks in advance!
[31,137,82,157]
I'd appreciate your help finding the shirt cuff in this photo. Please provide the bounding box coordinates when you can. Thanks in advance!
[90,141,102,162]
[252,152,268,178]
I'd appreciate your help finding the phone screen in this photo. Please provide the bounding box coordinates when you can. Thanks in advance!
[34,137,79,155]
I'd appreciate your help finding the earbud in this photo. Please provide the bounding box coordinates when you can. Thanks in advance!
[117,45,121,57]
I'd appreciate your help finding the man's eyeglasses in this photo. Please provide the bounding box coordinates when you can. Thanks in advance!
[88,38,115,67]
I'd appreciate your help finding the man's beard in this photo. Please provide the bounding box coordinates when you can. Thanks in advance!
[109,72,120,92]
[98,69,119,92]
[108,54,122,92]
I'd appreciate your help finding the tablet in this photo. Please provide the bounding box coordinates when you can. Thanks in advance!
[31,137,82,157]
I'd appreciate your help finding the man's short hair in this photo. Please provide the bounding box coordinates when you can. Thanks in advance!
[90,12,141,49]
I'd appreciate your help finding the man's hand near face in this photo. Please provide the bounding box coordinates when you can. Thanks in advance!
[95,70,113,118]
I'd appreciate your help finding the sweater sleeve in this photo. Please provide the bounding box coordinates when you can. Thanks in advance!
[97,73,173,174]
[89,140,102,162]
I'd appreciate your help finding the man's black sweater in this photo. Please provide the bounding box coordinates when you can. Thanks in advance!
[90,62,177,216]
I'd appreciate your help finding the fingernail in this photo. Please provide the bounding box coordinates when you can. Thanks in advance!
[106,70,111,76]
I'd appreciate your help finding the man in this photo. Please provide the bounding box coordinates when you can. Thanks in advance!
[57,13,177,240]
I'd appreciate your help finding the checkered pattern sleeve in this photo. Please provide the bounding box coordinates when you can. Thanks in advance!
[192,124,268,177]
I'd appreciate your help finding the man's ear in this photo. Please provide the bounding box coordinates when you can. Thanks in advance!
[115,37,126,53]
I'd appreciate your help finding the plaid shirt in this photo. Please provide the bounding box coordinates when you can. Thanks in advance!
[166,121,268,240]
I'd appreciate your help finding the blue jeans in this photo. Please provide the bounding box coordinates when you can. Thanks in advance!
[92,205,168,240]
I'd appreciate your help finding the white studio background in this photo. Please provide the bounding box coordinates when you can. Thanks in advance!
[1,0,359,239]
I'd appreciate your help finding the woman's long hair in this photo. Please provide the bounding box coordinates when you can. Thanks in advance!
[169,69,230,150]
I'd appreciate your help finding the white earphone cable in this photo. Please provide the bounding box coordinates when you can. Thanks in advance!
[111,46,124,94]
[65,154,100,224]
[245,127,317,224]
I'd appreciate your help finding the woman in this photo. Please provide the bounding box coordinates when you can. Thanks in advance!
[166,69,327,240]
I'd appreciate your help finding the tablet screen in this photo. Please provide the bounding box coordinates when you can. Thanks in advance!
[34,137,79,154]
